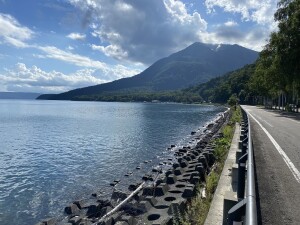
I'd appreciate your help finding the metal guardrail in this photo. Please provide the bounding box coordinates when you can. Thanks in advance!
[227,107,258,225]
[245,112,257,225]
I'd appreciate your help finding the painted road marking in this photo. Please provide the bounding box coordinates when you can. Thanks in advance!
[247,111,300,183]
[262,120,274,127]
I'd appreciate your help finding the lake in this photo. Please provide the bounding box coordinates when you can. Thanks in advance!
[0,100,225,225]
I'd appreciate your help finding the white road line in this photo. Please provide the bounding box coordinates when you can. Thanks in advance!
[247,111,300,183]
[263,120,274,127]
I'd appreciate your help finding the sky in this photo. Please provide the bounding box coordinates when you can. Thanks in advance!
[0,0,278,93]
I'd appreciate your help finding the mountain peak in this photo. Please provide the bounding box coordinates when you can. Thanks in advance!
[38,42,259,100]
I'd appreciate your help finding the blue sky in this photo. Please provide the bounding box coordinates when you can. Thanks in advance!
[0,0,278,93]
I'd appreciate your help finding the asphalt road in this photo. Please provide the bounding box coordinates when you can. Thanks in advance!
[242,105,300,225]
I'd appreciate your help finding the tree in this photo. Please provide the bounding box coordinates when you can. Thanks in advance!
[250,0,300,108]
[227,94,239,107]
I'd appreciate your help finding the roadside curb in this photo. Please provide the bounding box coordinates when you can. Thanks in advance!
[204,122,240,225]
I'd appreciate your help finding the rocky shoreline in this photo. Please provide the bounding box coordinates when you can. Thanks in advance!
[36,108,230,225]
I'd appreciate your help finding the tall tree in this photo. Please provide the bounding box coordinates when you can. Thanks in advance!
[252,0,300,106]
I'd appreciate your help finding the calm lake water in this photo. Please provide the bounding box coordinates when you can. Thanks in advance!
[0,100,225,225]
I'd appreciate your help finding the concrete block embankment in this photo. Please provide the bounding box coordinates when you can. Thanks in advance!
[36,109,230,225]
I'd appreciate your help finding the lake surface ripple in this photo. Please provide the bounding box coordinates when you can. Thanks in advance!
[0,100,225,225]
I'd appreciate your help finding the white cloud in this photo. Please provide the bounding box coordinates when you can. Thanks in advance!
[0,63,141,93]
[69,0,207,64]
[67,45,74,50]
[203,0,278,51]
[91,44,128,60]
[66,32,86,40]
[35,45,142,80]
[224,20,238,27]
[205,0,277,27]
[0,13,34,48]
[37,45,108,69]
[200,25,270,51]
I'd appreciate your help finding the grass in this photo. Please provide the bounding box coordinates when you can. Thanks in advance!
[175,106,241,225]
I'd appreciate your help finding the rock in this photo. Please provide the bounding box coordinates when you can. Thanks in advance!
[191,131,196,135]
[152,167,160,173]
[182,186,194,198]
[120,215,138,225]
[100,206,113,218]
[69,215,82,224]
[98,199,111,207]
[142,186,154,196]
[111,190,127,201]
[65,203,80,215]
[166,174,177,184]
[154,183,169,196]
[78,218,93,225]
[145,196,158,206]
[171,144,176,148]
[115,222,129,225]
[73,200,85,209]
[98,217,113,225]
[172,163,180,169]
[41,218,56,225]
[191,175,200,184]
[86,204,101,216]
[179,149,187,153]
[110,182,117,187]
[174,167,183,175]
[128,183,138,191]
[179,160,188,168]
[165,169,173,177]
[135,201,152,213]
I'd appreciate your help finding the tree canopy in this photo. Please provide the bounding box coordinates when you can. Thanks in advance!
[250,0,300,107]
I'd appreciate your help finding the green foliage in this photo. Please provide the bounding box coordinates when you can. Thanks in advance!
[231,105,242,124]
[71,91,203,103]
[184,64,256,104]
[206,171,219,197]
[227,94,239,106]
[250,0,300,107]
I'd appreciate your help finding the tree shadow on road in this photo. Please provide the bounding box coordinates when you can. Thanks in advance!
[263,108,300,122]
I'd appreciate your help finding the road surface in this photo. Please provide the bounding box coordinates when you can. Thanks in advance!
[242,105,300,225]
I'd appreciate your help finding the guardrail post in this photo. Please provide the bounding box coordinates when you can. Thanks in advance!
[227,198,247,224]
[237,153,248,200]
[241,137,248,155]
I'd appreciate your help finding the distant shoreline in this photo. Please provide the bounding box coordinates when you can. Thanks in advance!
[0,92,41,100]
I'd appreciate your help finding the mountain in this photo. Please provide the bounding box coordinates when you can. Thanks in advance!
[184,63,256,104]
[0,92,42,99]
[37,42,258,100]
